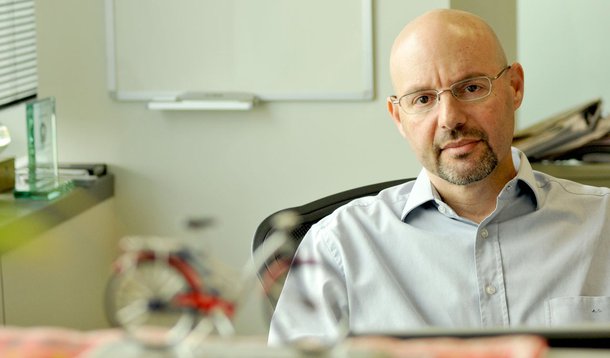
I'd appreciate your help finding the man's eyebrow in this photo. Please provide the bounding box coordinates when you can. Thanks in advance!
[401,85,433,95]
[454,71,491,81]
[400,71,492,95]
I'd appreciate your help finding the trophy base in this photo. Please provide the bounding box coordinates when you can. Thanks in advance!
[14,178,75,200]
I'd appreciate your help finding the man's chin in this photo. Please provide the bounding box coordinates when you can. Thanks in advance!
[438,161,495,185]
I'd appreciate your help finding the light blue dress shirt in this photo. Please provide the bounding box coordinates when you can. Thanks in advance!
[269,148,610,345]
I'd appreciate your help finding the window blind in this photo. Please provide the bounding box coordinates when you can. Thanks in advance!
[0,0,36,109]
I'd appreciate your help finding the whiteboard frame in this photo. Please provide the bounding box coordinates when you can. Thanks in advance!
[104,0,374,103]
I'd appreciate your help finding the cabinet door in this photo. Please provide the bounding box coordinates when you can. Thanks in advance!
[0,265,3,324]
[1,199,122,329]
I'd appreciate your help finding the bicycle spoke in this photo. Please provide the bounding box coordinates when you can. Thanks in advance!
[116,298,150,326]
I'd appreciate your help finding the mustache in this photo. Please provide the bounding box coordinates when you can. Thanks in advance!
[433,128,489,152]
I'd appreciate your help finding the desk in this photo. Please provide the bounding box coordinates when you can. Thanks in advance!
[0,329,606,357]
[0,175,121,329]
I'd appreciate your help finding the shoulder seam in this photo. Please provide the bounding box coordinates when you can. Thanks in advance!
[541,177,610,197]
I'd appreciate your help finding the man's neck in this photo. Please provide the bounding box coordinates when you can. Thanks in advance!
[429,161,517,224]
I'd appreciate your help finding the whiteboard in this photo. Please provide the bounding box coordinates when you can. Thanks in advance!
[105,0,373,102]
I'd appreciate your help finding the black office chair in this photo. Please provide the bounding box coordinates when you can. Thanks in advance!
[252,177,414,308]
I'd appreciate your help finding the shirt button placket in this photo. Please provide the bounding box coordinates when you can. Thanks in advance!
[480,228,494,299]
[475,224,509,326]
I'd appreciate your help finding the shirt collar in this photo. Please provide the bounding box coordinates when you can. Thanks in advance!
[401,169,437,220]
[510,147,542,210]
[401,147,541,221]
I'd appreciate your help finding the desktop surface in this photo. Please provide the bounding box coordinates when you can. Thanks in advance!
[374,325,610,349]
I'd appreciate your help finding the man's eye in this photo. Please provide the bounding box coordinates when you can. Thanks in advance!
[465,84,481,93]
[455,79,490,97]
[414,95,433,105]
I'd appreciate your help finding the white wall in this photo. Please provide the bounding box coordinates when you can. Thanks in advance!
[517,0,610,128]
[451,0,516,64]
[27,0,449,334]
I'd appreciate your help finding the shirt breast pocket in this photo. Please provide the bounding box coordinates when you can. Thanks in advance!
[547,296,610,326]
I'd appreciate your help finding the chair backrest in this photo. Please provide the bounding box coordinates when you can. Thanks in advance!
[252,178,414,306]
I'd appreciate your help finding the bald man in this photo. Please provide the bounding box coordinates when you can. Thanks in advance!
[269,9,610,346]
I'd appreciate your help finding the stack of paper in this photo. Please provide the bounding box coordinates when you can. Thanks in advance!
[513,99,610,162]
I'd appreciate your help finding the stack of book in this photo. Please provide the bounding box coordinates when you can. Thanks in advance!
[513,99,610,162]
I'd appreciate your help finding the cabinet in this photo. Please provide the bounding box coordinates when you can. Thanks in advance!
[0,175,121,329]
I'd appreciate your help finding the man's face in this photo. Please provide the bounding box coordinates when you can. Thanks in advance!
[388,25,522,186]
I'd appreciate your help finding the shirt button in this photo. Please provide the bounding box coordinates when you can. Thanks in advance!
[485,285,497,295]
[480,228,489,239]
[439,206,446,214]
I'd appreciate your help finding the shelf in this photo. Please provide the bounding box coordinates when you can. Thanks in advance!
[0,174,114,254]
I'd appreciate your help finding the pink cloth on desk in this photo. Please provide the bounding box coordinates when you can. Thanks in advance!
[0,327,122,358]
[0,326,548,357]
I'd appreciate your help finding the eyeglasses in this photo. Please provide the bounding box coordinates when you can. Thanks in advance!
[390,66,511,115]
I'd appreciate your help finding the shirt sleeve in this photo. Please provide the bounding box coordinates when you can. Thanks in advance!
[267,224,349,346]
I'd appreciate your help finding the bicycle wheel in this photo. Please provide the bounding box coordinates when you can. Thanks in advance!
[106,256,198,348]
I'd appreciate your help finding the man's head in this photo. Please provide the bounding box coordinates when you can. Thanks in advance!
[387,9,524,186]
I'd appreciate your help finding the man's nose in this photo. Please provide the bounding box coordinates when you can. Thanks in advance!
[436,91,465,130]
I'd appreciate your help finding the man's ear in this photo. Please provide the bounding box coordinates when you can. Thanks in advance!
[509,62,525,110]
[387,97,408,138]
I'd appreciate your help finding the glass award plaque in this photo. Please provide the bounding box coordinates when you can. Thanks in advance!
[13,97,74,200]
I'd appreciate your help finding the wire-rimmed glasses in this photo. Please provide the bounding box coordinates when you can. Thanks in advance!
[390,66,511,115]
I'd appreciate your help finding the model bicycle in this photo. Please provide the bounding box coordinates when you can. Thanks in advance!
[105,213,301,349]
